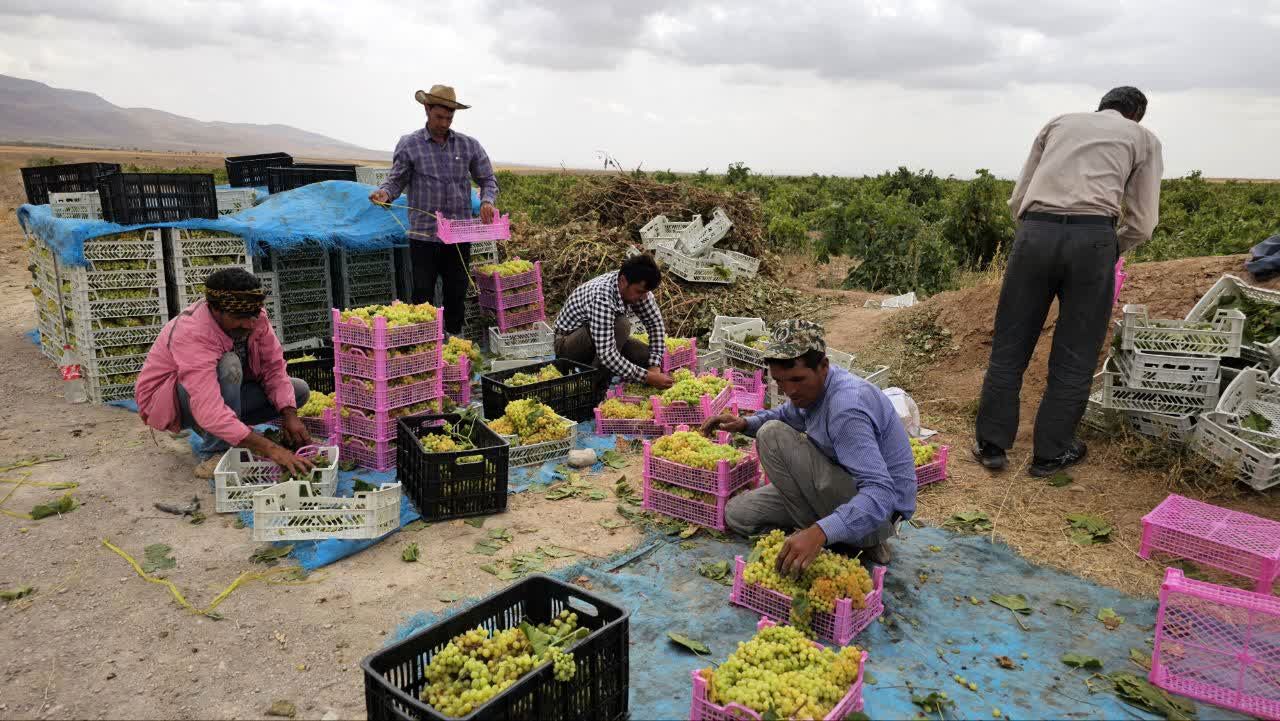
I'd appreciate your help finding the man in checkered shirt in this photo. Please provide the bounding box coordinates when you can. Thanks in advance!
[554,254,675,389]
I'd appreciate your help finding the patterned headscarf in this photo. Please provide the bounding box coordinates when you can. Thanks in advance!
[206,288,265,315]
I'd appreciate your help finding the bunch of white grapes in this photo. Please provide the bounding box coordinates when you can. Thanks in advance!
[508,364,562,387]
[340,301,439,327]
[475,258,535,278]
[909,438,937,466]
[660,369,729,405]
[443,337,482,366]
[741,530,872,638]
[488,399,571,445]
[599,398,653,420]
[651,431,745,470]
[297,391,335,418]
[700,623,862,719]
[631,333,693,353]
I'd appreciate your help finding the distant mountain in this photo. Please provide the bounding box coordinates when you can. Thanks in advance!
[0,74,390,160]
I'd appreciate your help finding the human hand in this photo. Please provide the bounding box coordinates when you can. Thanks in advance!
[699,413,747,436]
[644,367,673,389]
[480,201,496,223]
[268,446,316,478]
[775,526,827,578]
[281,413,312,448]
[369,189,391,205]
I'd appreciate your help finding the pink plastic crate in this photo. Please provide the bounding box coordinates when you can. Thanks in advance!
[721,367,766,412]
[335,343,442,381]
[643,438,760,495]
[435,211,511,244]
[442,357,472,406]
[1151,567,1280,719]
[642,475,732,531]
[730,556,886,647]
[331,308,444,350]
[336,373,444,413]
[479,284,542,312]
[490,302,547,334]
[472,261,539,294]
[915,445,950,487]
[300,408,335,441]
[688,618,867,721]
[606,386,653,404]
[662,339,698,373]
[594,406,663,437]
[341,436,396,472]
[337,399,442,441]
[1140,494,1280,594]
[651,382,734,427]
[1115,257,1127,306]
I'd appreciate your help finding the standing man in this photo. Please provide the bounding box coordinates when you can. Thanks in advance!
[554,254,674,390]
[974,86,1163,477]
[369,84,499,335]
[702,320,917,570]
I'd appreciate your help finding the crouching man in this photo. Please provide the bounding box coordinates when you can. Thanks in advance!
[135,268,315,479]
[701,320,917,572]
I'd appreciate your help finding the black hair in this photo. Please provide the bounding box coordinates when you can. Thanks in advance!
[620,253,662,290]
[1098,86,1148,121]
[767,349,827,371]
[205,267,261,293]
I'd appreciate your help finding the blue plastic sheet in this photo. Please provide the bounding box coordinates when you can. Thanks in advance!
[384,526,1248,720]
[24,328,40,347]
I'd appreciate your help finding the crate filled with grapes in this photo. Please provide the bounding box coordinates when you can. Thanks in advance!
[212,445,340,513]
[339,399,444,443]
[340,435,397,472]
[442,337,481,407]
[297,391,336,441]
[650,368,734,427]
[336,340,443,382]
[489,399,576,468]
[594,395,663,437]
[690,617,866,721]
[630,330,698,373]
[336,373,444,414]
[284,344,335,395]
[730,530,886,647]
[911,439,949,488]
[361,574,628,721]
[251,479,402,542]
[332,302,443,350]
[641,429,760,531]
[481,357,601,422]
[396,412,509,521]
[473,259,546,333]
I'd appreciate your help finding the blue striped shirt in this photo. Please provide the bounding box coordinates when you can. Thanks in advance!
[743,366,917,545]
[379,127,498,242]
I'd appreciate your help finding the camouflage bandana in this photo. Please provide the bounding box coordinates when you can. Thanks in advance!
[764,319,826,360]
[206,288,265,316]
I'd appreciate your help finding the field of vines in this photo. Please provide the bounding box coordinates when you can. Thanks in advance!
[497,164,1280,297]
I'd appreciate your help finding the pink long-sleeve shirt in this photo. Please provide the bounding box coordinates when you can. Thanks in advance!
[135,300,296,446]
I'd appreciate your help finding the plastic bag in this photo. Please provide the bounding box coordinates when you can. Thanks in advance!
[883,387,921,438]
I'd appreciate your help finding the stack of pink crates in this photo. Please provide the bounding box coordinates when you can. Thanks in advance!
[662,338,698,373]
[330,308,445,471]
[641,427,760,530]
[473,260,545,333]
[300,409,336,443]
[443,356,472,407]
[719,367,766,412]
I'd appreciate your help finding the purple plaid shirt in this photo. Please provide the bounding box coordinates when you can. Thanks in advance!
[379,127,498,242]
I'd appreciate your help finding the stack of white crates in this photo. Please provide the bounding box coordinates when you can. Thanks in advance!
[24,231,66,361]
[639,208,759,284]
[336,248,396,309]
[355,166,392,186]
[63,230,169,404]
[164,229,252,316]
[271,244,334,348]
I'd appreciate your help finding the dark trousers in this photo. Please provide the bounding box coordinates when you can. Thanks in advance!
[410,240,471,334]
[976,219,1117,459]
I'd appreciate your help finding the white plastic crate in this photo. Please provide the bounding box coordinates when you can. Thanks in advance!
[1187,275,1280,364]
[499,422,576,468]
[280,307,332,346]
[722,320,771,369]
[216,188,256,216]
[251,480,401,541]
[1215,368,1280,439]
[655,244,736,284]
[696,348,725,373]
[709,316,763,351]
[168,229,249,267]
[1128,411,1196,445]
[854,365,890,389]
[1112,350,1220,397]
[1121,303,1244,358]
[1192,412,1280,491]
[355,166,392,186]
[489,321,554,359]
[1102,356,1218,415]
[1120,349,1221,391]
[639,214,703,250]
[212,445,340,513]
[716,248,760,279]
[469,241,500,267]
[677,207,732,257]
[49,190,103,220]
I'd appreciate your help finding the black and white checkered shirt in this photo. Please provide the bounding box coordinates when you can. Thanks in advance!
[554,271,665,381]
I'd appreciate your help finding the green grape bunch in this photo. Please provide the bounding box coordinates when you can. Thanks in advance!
[742,530,872,638]
[660,369,730,405]
[507,364,563,387]
[908,438,937,467]
[443,336,482,366]
[297,391,335,418]
[599,398,653,420]
[487,400,571,445]
[340,301,439,327]
[651,431,744,470]
[476,258,535,278]
[631,333,693,354]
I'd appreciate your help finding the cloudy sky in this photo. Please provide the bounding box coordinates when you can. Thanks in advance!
[1,0,1278,178]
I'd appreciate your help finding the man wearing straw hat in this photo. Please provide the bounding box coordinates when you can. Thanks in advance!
[369,84,499,335]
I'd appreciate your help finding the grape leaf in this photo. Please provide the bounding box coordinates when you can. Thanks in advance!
[990,594,1032,614]
[0,586,35,601]
[31,493,77,520]
[1067,513,1114,545]
[1098,608,1125,630]
[679,525,700,539]
[487,528,514,542]
[667,632,710,655]
[945,510,992,533]
[249,544,294,565]
[587,490,608,501]
[1047,472,1074,487]
[1243,411,1272,432]
[1109,672,1197,720]
[600,450,628,469]
[613,478,640,504]
[1130,648,1153,671]
[463,517,487,528]
[521,621,554,656]
[352,478,376,493]
[471,541,503,556]
[403,520,429,532]
[142,543,176,574]
[438,593,461,603]
[538,546,576,558]
[697,561,732,586]
[679,541,697,550]
[747,542,766,565]
[1054,598,1085,615]
[1062,653,1103,669]
[401,543,419,562]
[599,518,627,529]
[545,486,575,501]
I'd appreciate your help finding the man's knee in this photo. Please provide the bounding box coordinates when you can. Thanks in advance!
[724,492,754,537]
[217,352,243,386]
[757,420,792,451]
[290,378,310,409]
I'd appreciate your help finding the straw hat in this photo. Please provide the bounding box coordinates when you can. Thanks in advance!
[414,85,470,110]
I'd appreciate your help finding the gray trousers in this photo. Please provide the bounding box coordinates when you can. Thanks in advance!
[725,420,894,548]
[553,316,650,379]
[976,219,1117,459]
[177,352,310,455]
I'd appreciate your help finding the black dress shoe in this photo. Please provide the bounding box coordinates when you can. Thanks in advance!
[972,440,1007,470]
[1029,439,1088,477]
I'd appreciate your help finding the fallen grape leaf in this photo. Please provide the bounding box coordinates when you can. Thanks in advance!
[613,478,640,504]
[142,543,176,574]
[545,485,575,500]
[911,692,954,714]
[1062,653,1103,669]
[1109,672,1196,720]
[480,564,521,581]
[697,561,732,586]
[990,594,1032,614]
[250,544,294,565]
[1066,513,1114,545]
[352,478,376,493]
[403,520,429,532]
[438,593,461,603]
[338,459,357,472]
[488,528,514,542]
[679,541,697,550]
[463,517,486,528]
[471,540,503,556]
[233,518,246,529]
[1054,598,1085,615]
[680,525,700,539]
[599,518,627,529]
[600,450,628,469]
[1130,648,1152,671]
[1243,411,1272,433]
[863,671,877,685]
[30,493,77,520]
[188,511,206,525]
[668,631,710,655]
[587,490,608,501]
[1047,472,1074,487]
[0,586,35,601]
[1098,607,1124,630]
[995,655,1017,670]
[945,510,992,533]
[402,543,419,562]
[538,546,575,558]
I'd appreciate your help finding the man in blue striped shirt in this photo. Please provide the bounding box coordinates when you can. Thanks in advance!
[703,320,917,572]
[369,84,499,334]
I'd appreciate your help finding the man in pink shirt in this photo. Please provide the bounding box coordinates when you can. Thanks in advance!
[135,268,316,479]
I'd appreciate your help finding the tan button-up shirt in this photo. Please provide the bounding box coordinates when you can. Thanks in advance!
[1009,108,1163,254]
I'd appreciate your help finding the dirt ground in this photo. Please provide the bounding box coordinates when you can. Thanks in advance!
[4,146,1279,720]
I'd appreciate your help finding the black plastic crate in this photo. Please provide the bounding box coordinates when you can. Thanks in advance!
[225,152,293,188]
[396,413,508,521]
[284,344,334,395]
[481,358,602,422]
[266,164,358,194]
[97,172,217,224]
[20,162,120,205]
[362,574,630,721]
